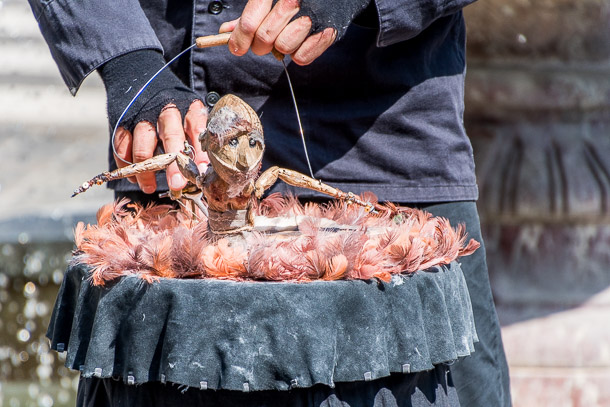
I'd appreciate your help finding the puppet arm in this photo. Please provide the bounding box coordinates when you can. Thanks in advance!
[255,167,385,213]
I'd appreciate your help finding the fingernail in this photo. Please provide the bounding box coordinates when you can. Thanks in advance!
[141,185,155,194]
[170,174,185,189]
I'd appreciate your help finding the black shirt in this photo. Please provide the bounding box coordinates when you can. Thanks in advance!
[29,0,478,203]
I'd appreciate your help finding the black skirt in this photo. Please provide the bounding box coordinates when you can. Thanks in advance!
[48,260,476,406]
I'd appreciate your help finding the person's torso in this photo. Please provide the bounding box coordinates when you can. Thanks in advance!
[138,0,478,203]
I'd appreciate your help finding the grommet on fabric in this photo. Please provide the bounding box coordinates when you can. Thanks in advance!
[93,367,102,377]
[127,374,135,385]
[205,91,220,107]
[243,382,250,392]
[402,363,411,373]
[363,371,373,381]
[200,381,208,390]
[207,0,223,14]
[79,365,84,372]
[161,374,166,384]
[290,378,298,388]
[56,343,65,352]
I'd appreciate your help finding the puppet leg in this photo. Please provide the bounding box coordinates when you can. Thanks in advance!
[73,151,202,197]
[256,166,387,213]
[72,153,179,196]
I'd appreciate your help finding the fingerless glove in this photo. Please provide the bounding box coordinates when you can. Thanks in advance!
[98,49,201,132]
[295,0,372,41]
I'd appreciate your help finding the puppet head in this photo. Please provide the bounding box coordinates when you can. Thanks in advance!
[199,94,264,183]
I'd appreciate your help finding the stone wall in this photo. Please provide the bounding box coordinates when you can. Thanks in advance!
[464,1,610,405]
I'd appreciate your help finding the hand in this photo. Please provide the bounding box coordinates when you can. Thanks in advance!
[99,49,210,194]
[219,0,337,66]
[113,100,210,193]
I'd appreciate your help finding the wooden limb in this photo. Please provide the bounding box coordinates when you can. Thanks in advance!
[254,166,280,198]
[72,153,178,196]
[175,153,200,185]
[276,168,387,213]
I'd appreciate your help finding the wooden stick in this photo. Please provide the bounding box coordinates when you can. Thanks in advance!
[195,32,284,60]
[195,32,232,48]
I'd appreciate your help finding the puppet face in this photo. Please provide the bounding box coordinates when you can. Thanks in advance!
[212,130,264,172]
[200,95,265,181]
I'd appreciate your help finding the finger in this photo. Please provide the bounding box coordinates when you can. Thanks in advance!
[184,100,210,174]
[157,104,188,191]
[219,18,239,33]
[251,0,301,56]
[229,0,273,56]
[113,127,136,184]
[291,27,336,66]
[274,16,312,55]
[132,121,158,194]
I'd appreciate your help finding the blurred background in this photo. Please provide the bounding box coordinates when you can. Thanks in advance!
[1,0,111,405]
[1,0,609,405]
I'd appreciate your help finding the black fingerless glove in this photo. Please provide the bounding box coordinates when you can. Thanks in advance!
[295,0,373,41]
[98,49,201,132]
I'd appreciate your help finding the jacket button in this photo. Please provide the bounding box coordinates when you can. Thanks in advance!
[208,1,223,14]
[205,91,221,107]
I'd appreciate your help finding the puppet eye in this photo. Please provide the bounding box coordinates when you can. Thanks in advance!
[249,137,257,148]
[228,138,238,147]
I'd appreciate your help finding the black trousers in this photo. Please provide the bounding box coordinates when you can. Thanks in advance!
[77,365,458,407]
[416,202,511,407]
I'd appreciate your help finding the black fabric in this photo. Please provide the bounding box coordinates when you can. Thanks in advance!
[76,365,459,407]
[411,202,511,406]
[47,262,476,392]
[294,0,372,40]
[138,0,194,87]
[113,190,178,208]
[98,49,200,132]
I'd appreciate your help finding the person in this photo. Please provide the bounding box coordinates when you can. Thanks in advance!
[30,0,511,405]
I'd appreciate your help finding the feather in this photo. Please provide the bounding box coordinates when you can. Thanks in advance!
[76,194,479,285]
[350,246,385,280]
[73,222,85,249]
[372,270,392,283]
[171,227,206,278]
[324,254,348,280]
[142,233,174,278]
[303,250,327,279]
[255,192,286,217]
[201,238,247,279]
[460,238,481,256]
[95,203,115,226]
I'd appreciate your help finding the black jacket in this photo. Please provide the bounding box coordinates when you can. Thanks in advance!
[29,0,478,203]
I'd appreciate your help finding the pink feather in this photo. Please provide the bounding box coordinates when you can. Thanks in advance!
[76,196,480,285]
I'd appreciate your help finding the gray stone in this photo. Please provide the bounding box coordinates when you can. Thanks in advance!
[465,0,610,63]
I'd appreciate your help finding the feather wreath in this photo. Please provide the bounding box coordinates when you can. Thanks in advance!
[72,194,479,286]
